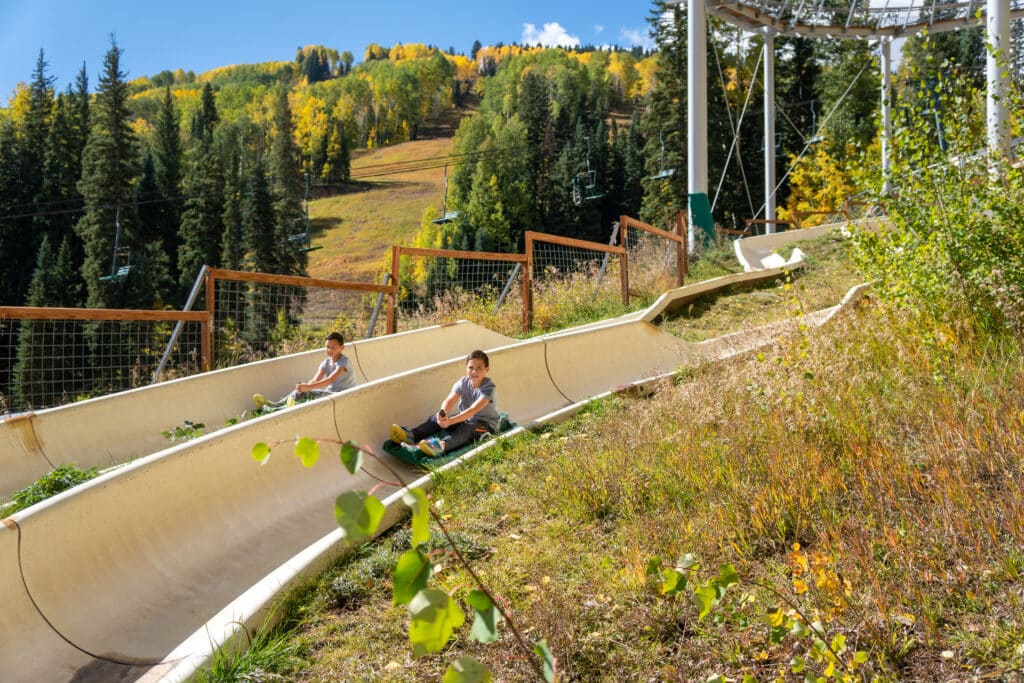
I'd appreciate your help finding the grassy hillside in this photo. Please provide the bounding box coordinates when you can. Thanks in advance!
[306,136,454,283]
[206,280,1024,682]
[191,236,1021,683]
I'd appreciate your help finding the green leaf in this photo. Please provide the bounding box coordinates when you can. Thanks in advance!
[294,437,320,467]
[252,442,271,464]
[645,556,663,576]
[705,676,726,683]
[660,567,688,597]
[790,655,806,673]
[769,624,789,644]
[693,583,717,620]
[408,588,465,656]
[831,633,847,655]
[334,491,385,542]
[403,487,430,547]
[339,440,363,474]
[714,564,739,592]
[393,549,432,606]
[677,553,698,571]
[791,619,809,637]
[533,639,555,683]
[854,651,869,665]
[443,656,492,683]
[466,589,502,643]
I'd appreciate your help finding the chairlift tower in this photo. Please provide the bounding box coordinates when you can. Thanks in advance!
[699,0,1022,229]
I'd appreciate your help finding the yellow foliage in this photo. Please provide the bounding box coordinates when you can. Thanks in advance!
[633,57,659,98]
[446,54,477,83]
[608,52,638,100]
[292,90,329,162]
[781,146,856,223]
[5,83,31,124]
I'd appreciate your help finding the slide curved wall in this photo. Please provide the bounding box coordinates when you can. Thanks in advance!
[0,322,513,500]
[0,231,863,682]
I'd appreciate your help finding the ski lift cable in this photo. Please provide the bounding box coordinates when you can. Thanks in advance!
[711,36,763,216]
[752,57,873,220]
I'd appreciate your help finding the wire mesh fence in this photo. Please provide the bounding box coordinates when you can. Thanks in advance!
[620,214,686,302]
[206,268,394,368]
[391,247,528,335]
[0,310,206,414]
[792,209,849,228]
[525,231,627,331]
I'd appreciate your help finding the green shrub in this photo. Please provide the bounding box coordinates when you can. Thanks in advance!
[5,464,100,514]
[851,68,1024,337]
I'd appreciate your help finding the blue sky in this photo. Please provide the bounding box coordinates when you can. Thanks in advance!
[0,1,656,104]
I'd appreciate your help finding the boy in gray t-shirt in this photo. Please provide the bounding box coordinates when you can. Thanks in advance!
[391,349,499,457]
[253,332,355,411]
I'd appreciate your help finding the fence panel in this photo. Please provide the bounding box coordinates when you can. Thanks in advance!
[525,231,627,331]
[0,308,207,413]
[390,247,529,335]
[620,213,687,299]
[206,268,395,368]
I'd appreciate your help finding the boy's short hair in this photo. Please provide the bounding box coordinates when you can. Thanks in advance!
[326,332,345,345]
[466,349,489,367]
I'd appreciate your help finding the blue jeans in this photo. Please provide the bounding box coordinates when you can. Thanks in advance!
[409,415,494,451]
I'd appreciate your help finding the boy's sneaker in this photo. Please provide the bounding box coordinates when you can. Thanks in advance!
[418,437,445,457]
[253,393,268,411]
[390,424,415,445]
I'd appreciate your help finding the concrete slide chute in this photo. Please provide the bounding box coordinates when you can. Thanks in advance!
[0,321,514,500]
[0,229,863,682]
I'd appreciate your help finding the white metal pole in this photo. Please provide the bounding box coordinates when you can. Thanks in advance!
[689,0,709,247]
[987,0,1012,161]
[764,28,777,229]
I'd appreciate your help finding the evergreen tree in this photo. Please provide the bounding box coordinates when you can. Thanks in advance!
[220,129,245,271]
[9,49,57,304]
[640,1,688,230]
[178,84,224,294]
[776,36,821,209]
[241,157,280,349]
[815,38,880,159]
[902,22,985,91]
[243,158,277,272]
[134,153,175,304]
[608,114,645,221]
[153,86,183,283]
[320,116,351,184]
[0,120,26,304]
[35,90,85,255]
[707,22,762,230]
[13,236,83,408]
[191,83,219,141]
[516,70,551,226]
[269,88,307,275]
[75,38,141,309]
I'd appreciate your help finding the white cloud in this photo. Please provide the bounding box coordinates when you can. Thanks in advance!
[619,27,654,49]
[595,24,605,33]
[522,22,581,48]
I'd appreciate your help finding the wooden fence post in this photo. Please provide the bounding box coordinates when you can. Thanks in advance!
[388,245,400,335]
[204,269,216,371]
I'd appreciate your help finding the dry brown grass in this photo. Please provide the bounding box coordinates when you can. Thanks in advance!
[255,298,1024,683]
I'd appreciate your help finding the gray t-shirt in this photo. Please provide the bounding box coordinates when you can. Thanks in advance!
[320,354,355,392]
[452,375,499,432]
